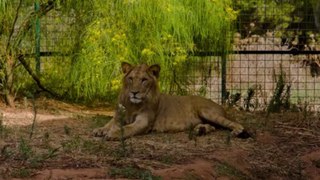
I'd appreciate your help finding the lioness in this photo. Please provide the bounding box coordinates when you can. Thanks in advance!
[93,62,245,140]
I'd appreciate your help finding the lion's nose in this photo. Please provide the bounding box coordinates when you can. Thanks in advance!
[131,91,139,96]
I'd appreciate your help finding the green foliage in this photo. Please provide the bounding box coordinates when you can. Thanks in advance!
[0,0,54,105]
[244,87,255,111]
[234,0,312,36]
[1,0,236,103]
[267,65,291,114]
[0,0,36,53]
[0,0,94,103]
[1,0,318,104]
[64,0,235,101]
[18,137,33,160]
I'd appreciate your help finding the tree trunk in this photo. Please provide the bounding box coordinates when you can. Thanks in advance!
[4,55,15,107]
[4,92,15,107]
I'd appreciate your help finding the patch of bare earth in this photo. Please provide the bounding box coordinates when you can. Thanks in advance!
[0,98,320,179]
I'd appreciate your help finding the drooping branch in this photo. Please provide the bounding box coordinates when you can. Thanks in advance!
[6,0,22,51]
[18,54,61,98]
[11,0,65,98]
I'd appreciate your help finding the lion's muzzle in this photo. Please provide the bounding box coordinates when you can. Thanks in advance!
[129,91,143,104]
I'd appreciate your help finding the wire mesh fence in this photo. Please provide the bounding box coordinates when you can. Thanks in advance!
[17,1,74,73]
[227,0,320,111]
[179,0,320,112]
[17,0,320,111]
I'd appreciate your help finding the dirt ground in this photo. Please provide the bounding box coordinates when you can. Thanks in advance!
[0,98,320,180]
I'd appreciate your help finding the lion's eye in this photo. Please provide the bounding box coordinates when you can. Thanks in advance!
[141,78,148,83]
[128,77,133,83]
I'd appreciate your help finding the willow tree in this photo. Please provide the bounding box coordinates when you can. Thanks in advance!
[67,0,237,102]
[0,0,92,106]
[0,0,237,104]
[0,0,57,106]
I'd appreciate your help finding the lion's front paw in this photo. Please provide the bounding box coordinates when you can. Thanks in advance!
[92,127,109,137]
[92,126,121,140]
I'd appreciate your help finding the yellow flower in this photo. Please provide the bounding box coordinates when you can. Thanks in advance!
[111,79,121,91]
[141,48,155,57]
[174,55,187,65]
[225,7,238,21]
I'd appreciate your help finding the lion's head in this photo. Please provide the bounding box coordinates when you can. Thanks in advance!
[120,62,161,105]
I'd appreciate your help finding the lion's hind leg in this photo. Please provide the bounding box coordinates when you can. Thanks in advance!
[198,108,244,137]
[194,124,215,136]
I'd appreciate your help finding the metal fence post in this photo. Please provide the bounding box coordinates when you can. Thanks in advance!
[221,52,227,104]
[35,0,41,74]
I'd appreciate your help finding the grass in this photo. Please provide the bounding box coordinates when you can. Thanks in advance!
[0,136,61,178]
[267,66,291,114]
[11,168,33,178]
[215,162,249,180]
[17,137,60,168]
[61,135,83,153]
[109,166,161,180]
[118,104,128,158]
[64,125,71,135]
[225,77,320,113]
[0,113,10,139]
[158,154,176,165]
[18,137,33,160]
[183,171,203,180]
[89,115,112,129]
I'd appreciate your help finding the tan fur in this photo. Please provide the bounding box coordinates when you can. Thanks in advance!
[93,62,244,140]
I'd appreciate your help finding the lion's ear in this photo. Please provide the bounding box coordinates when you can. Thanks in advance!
[121,62,133,74]
[148,64,161,78]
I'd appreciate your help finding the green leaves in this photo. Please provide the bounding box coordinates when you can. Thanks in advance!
[234,0,313,35]
[0,0,7,13]
[67,0,235,101]
[1,0,236,103]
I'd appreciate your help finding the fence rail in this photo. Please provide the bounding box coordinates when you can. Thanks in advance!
[22,0,320,111]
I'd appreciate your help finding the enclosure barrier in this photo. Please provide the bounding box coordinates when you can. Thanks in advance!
[17,0,320,112]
